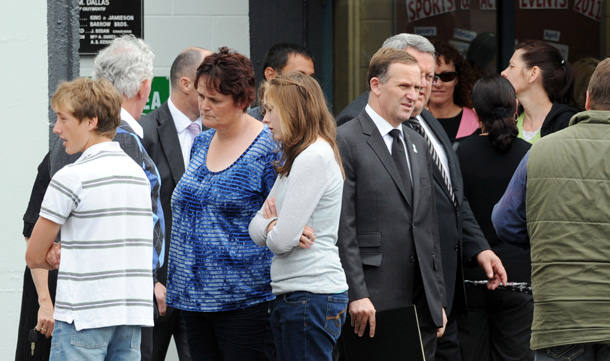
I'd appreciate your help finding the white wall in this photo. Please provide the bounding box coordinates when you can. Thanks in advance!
[0,0,49,359]
[1,0,249,359]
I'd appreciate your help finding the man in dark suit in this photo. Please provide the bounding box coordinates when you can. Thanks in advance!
[336,47,446,360]
[335,34,507,361]
[248,43,314,120]
[140,47,211,361]
[395,34,506,361]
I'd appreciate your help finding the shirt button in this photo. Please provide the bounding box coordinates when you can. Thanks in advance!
[454,245,459,251]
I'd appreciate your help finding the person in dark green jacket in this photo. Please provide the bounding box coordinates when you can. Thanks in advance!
[492,58,610,360]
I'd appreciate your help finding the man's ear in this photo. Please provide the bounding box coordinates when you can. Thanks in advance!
[87,116,99,131]
[370,77,382,96]
[585,91,591,110]
[138,79,152,99]
[179,77,191,93]
[264,67,277,81]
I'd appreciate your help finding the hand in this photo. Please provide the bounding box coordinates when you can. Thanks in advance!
[298,225,316,249]
[263,197,278,219]
[45,242,61,269]
[476,250,507,290]
[349,298,376,338]
[437,308,447,338]
[36,299,54,338]
[154,282,167,317]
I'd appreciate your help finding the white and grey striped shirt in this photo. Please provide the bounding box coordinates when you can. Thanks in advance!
[41,141,154,331]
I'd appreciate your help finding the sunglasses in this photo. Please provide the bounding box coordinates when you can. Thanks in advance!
[435,72,458,82]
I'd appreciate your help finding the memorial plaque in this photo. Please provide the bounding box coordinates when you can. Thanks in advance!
[79,0,143,55]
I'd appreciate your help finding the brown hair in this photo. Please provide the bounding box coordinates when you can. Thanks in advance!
[573,57,600,111]
[51,77,122,138]
[195,46,255,112]
[516,40,574,105]
[264,73,343,178]
[367,47,419,87]
[586,58,610,111]
[433,42,476,108]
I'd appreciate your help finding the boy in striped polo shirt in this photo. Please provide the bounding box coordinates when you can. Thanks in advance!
[26,77,154,360]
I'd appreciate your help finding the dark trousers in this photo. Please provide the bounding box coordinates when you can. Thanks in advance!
[435,312,462,361]
[457,286,534,361]
[141,307,191,361]
[182,302,274,361]
[412,270,439,361]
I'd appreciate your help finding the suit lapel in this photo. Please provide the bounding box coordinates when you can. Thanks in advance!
[359,112,412,206]
[156,104,186,183]
[420,109,461,205]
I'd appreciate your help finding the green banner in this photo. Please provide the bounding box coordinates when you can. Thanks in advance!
[142,76,170,114]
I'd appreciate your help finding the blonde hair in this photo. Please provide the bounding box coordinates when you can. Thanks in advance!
[51,77,122,138]
[264,73,344,178]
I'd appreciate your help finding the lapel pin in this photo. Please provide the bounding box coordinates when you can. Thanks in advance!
[412,144,417,153]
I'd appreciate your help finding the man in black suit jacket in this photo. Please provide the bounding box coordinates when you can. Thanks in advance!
[335,34,507,361]
[140,47,211,361]
[337,47,446,360]
[395,34,507,361]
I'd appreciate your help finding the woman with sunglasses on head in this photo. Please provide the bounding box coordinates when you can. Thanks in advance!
[454,75,533,361]
[501,40,578,143]
[428,42,479,141]
[249,73,348,361]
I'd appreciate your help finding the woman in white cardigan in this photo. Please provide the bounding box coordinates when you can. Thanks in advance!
[249,73,348,361]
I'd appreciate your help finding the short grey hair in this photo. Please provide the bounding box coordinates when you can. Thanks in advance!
[382,33,435,55]
[92,35,154,99]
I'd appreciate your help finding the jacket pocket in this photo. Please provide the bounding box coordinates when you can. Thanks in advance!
[357,233,382,267]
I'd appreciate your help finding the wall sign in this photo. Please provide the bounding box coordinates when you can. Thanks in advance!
[406,0,456,22]
[142,77,170,115]
[519,0,568,9]
[79,0,143,55]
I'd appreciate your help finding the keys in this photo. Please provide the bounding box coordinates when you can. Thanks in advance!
[28,328,38,356]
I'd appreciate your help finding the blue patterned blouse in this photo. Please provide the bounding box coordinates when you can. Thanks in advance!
[166,126,277,312]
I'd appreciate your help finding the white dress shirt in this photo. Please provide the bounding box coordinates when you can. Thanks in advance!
[168,98,203,169]
[365,105,413,181]
[120,108,144,139]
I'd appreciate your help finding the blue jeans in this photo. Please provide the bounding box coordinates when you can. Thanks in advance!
[535,344,610,361]
[50,320,141,360]
[271,291,348,361]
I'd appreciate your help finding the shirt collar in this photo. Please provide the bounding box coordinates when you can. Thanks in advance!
[168,97,202,132]
[120,108,144,138]
[365,104,403,137]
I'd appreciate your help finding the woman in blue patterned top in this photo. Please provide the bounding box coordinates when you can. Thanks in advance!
[166,47,277,361]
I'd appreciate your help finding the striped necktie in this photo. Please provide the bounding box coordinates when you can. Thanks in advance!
[408,119,458,209]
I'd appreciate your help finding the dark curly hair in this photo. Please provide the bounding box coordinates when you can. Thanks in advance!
[433,42,476,109]
[195,47,256,112]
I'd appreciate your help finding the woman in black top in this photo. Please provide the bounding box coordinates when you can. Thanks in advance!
[454,76,533,361]
[15,152,57,361]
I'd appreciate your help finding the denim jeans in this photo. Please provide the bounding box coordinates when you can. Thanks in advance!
[271,291,348,361]
[535,343,610,361]
[50,320,141,360]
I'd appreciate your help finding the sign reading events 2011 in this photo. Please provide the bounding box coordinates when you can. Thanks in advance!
[79,0,143,55]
